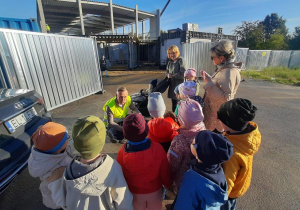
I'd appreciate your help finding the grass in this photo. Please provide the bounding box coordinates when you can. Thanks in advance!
[241,67,300,86]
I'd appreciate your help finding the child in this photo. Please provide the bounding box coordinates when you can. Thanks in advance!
[147,79,158,93]
[147,92,179,153]
[184,68,204,107]
[174,81,197,116]
[49,115,133,210]
[167,98,206,193]
[173,130,234,210]
[28,122,73,209]
[163,110,177,123]
[217,98,261,210]
[184,68,197,81]
[178,81,197,100]
[117,114,172,210]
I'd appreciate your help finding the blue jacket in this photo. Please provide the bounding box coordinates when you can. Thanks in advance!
[174,168,228,210]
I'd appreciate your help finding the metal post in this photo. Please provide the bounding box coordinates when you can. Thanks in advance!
[142,20,145,40]
[37,0,47,33]
[156,9,160,38]
[131,24,134,35]
[110,0,114,35]
[135,5,139,38]
[123,26,125,35]
[78,0,85,35]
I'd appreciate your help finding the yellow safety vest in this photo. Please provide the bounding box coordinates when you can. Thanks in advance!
[102,96,131,126]
[46,24,50,32]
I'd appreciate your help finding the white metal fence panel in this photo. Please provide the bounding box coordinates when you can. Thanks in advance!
[268,50,291,67]
[0,28,102,110]
[289,50,300,68]
[245,50,271,70]
[236,48,249,70]
[182,42,216,76]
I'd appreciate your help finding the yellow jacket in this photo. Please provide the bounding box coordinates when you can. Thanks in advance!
[222,122,261,198]
[102,96,131,126]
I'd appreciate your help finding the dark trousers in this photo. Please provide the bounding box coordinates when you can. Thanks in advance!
[107,127,124,140]
[220,198,237,210]
[171,99,178,112]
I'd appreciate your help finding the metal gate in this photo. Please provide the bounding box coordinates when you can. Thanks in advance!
[0,28,103,110]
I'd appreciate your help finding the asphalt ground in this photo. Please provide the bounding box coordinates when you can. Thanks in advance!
[0,70,300,209]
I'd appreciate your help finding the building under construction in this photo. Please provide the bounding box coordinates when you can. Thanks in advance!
[36,0,237,69]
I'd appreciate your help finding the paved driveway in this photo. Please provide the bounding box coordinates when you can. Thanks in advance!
[0,71,299,210]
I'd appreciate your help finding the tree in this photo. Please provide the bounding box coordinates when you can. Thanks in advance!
[246,26,265,49]
[260,32,288,50]
[233,21,260,48]
[288,26,300,50]
[234,13,289,50]
[260,13,288,39]
[234,21,265,49]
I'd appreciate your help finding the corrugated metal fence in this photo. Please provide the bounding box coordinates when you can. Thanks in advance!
[182,42,216,75]
[0,28,103,110]
[242,50,300,70]
[181,41,300,74]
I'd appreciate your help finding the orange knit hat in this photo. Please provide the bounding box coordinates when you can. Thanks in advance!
[32,122,68,154]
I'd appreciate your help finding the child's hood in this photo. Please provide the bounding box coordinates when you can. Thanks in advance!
[225,122,261,156]
[63,155,118,196]
[147,117,179,143]
[28,146,73,180]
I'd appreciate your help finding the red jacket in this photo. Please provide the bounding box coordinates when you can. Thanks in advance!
[117,141,172,194]
[147,117,179,143]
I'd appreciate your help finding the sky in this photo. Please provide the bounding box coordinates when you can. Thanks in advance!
[0,0,299,35]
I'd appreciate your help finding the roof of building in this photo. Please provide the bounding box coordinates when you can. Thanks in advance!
[39,0,156,35]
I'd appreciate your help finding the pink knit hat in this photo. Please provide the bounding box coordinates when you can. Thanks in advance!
[179,81,196,97]
[178,98,204,128]
[184,68,197,77]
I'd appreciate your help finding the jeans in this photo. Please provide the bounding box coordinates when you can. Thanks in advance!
[101,70,108,76]
[107,127,124,140]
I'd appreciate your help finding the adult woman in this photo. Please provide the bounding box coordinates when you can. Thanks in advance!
[166,45,186,112]
[201,41,241,132]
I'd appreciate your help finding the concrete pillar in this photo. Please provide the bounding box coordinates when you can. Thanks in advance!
[109,0,114,35]
[37,0,47,33]
[135,5,139,38]
[78,0,85,35]
[115,28,118,35]
[123,26,125,35]
[142,20,145,40]
[131,24,134,35]
[149,9,160,39]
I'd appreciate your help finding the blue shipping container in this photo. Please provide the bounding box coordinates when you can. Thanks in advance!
[0,17,41,32]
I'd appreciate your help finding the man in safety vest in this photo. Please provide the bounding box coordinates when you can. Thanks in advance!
[103,86,140,143]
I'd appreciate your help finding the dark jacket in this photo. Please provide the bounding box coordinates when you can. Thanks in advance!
[100,58,107,71]
[166,57,186,99]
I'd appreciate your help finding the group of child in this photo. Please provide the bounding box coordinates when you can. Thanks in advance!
[28,68,261,210]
